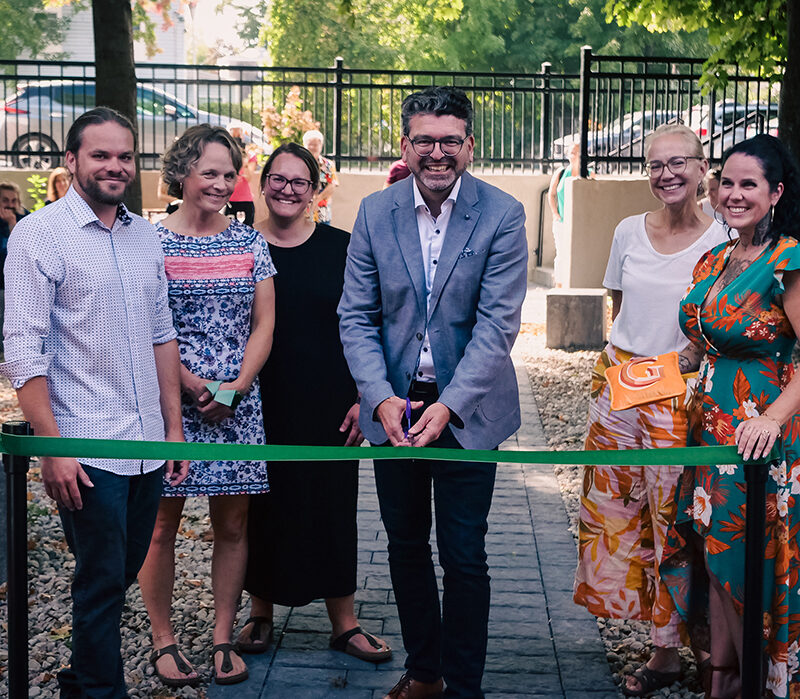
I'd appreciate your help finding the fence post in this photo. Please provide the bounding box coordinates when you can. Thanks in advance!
[3,420,32,699]
[741,458,769,697]
[332,56,344,172]
[578,46,592,179]
[539,62,552,171]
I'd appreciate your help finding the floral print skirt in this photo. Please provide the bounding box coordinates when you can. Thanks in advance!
[574,343,688,646]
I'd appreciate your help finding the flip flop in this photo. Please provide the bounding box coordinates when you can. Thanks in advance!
[212,642,249,685]
[236,615,274,654]
[329,626,392,663]
[149,643,200,688]
[621,663,681,696]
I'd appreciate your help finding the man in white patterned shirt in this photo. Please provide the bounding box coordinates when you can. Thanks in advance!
[0,107,187,698]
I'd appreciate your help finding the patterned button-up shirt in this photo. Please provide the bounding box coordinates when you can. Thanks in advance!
[0,186,177,475]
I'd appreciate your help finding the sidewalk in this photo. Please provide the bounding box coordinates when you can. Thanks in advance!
[209,287,618,699]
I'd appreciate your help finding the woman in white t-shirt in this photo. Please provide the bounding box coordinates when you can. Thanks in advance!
[573,123,731,697]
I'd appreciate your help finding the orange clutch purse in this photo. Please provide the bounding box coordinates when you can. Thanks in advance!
[605,351,686,411]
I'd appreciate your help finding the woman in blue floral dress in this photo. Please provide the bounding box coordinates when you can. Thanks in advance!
[663,135,800,698]
[138,125,276,687]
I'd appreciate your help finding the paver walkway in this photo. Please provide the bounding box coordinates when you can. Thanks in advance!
[209,287,618,698]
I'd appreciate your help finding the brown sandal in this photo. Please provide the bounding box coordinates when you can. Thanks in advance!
[329,626,392,663]
[149,643,200,688]
[212,642,249,685]
[236,615,273,654]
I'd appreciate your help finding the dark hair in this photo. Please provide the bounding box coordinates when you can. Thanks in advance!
[65,107,137,155]
[401,86,473,137]
[259,142,320,191]
[722,134,800,242]
[161,124,243,198]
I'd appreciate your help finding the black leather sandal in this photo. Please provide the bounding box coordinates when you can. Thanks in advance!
[236,615,274,653]
[329,625,392,663]
[149,643,200,688]
[212,642,249,685]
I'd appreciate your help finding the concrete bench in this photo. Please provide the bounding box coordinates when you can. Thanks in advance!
[546,288,607,351]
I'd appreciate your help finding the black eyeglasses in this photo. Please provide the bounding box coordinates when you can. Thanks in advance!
[408,136,466,157]
[644,156,704,176]
[264,173,314,194]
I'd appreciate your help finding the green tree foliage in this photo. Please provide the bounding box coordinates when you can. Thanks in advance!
[607,0,785,81]
[0,0,69,60]
[234,0,708,72]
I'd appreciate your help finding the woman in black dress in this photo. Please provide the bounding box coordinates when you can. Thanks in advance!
[237,142,391,662]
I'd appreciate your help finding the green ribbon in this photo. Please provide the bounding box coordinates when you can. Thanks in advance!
[0,433,764,466]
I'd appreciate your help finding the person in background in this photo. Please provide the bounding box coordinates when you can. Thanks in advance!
[547,142,582,287]
[138,124,276,688]
[700,167,721,217]
[573,123,729,697]
[0,106,187,698]
[45,166,71,205]
[662,135,800,699]
[302,129,338,224]
[383,158,411,189]
[236,142,391,664]
[0,181,30,288]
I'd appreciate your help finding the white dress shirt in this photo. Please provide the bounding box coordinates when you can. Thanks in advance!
[0,186,177,475]
[412,176,462,383]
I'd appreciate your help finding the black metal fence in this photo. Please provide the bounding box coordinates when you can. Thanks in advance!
[0,52,781,173]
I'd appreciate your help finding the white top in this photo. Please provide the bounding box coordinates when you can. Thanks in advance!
[604,212,730,356]
[412,176,461,382]
[0,187,177,475]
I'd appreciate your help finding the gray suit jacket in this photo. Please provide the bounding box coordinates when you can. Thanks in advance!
[337,171,528,450]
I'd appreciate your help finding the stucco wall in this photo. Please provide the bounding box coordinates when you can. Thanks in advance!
[562,176,659,288]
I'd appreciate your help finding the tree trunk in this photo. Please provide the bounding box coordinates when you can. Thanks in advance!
[781,0,800,161]
[92,0,142,214]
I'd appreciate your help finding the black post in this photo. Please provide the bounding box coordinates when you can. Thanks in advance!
[578,46,592,179]
[332,56,344,172]
[741,457,770,697]
[539,62,552,171]
[3,420,32,699]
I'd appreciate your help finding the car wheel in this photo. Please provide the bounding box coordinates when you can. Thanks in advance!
[12,133,59,170]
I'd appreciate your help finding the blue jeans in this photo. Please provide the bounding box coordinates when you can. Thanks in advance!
[374,397,497,698]
[57,465,163,699]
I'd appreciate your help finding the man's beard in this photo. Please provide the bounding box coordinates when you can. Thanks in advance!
[75,165,131,206]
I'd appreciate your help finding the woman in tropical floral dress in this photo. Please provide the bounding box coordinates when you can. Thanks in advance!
[662,134,800,699]
[574,123,728,696]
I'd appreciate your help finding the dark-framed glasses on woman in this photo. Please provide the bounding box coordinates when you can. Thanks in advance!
[408,137,466,157]
[644,156,703,177]
[264,174,314,194]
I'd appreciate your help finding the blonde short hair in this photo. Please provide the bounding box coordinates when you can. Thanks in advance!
[644,122,704,161]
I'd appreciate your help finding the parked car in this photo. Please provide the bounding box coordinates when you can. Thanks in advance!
[684,100,778,157]
[745,115,779,139]
[552,109,679,161]
[0,81,268,169]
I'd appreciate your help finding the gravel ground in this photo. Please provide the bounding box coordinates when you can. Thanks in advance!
[1,327,708,698]
[516,322,704,699]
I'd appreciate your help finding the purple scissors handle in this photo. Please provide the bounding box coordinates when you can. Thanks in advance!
[404,397,412,439]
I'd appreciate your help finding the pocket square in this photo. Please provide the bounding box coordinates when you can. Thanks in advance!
[458,247,477,259]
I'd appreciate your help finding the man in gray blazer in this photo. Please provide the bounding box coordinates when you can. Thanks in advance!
[338,86,528,699]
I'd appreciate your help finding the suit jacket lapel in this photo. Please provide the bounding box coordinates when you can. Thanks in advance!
[391,178,427,317]
[428,172,480,318]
